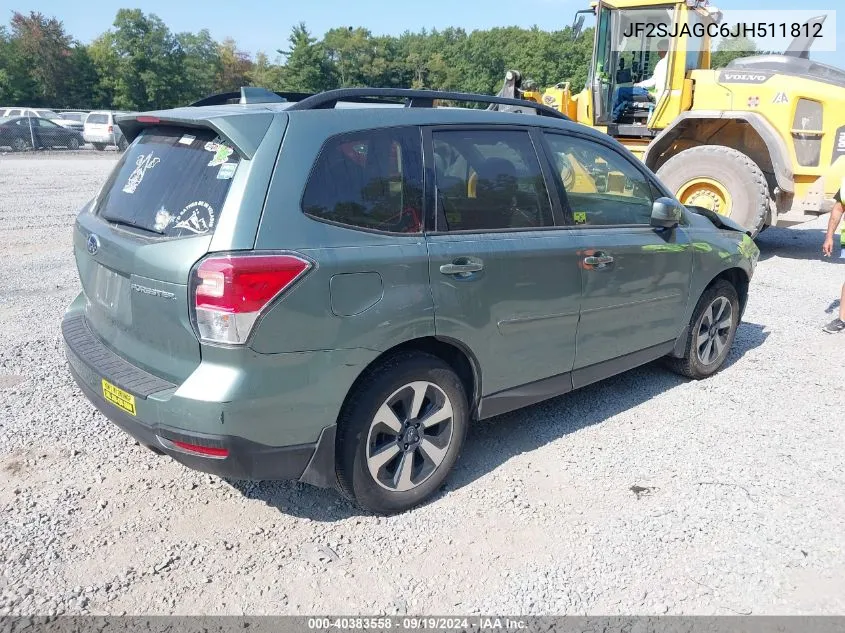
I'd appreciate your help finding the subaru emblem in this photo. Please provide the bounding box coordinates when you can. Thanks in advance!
[87,234,100,256]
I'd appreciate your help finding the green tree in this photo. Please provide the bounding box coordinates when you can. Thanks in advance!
[176,29,221,102]
[88,32,119,108]
[711,36,757,69]
[0,27,21,102]
[8,11,74,106]
[278,23,335,92]
[64,45,98,108]
[107,9,184,110]
[249,51,283,90]
[215,38,253,92]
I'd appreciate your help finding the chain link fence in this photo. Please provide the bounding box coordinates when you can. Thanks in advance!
[0,113,127,154]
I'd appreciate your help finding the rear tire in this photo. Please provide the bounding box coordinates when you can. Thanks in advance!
[666,280,739,380]
[12,137,30,152]
[336,352,468,514]
[92,143,106,151]
[656,145,769,237]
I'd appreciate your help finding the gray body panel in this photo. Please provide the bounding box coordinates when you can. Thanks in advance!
[427,230,582,396]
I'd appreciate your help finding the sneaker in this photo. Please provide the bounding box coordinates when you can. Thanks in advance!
[822,318,845,333]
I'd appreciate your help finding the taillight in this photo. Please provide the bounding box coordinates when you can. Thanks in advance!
[190,253,312,345]
[107,125,113,133]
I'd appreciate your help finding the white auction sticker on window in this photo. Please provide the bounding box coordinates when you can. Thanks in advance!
[178,134,196,145]
[217,163,238,180]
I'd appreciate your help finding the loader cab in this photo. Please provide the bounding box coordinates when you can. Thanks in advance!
[586,0,712,135]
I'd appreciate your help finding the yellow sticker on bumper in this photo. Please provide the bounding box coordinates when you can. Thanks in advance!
[102,379,136,416]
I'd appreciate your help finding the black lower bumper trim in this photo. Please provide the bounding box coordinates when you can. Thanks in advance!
[68,362,316,481]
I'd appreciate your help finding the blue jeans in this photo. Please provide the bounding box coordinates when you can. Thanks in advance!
[612,86,650,122]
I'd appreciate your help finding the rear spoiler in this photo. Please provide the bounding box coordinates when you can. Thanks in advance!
[115,111,275,160]
[686,205,752,236]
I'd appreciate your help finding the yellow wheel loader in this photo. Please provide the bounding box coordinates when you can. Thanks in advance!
[494,0,845,236]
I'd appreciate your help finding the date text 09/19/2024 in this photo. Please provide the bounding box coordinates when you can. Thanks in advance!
[307,617,528,630]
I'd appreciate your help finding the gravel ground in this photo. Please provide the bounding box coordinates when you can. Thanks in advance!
[1,157,843,617]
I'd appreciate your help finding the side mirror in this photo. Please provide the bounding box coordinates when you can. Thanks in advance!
[650,197,683,229]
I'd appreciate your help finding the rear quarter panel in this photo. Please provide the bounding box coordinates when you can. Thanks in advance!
[249,112,435,355]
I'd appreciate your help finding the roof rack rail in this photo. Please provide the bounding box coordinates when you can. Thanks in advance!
[190,87,317,107]
[285,88,569,119]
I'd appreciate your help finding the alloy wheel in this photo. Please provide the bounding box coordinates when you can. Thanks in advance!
[366,381,454,492]
[696,296,733,366]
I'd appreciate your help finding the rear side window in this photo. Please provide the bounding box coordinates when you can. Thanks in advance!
[96,127,241,237]
[302,127,423,233]
[87,113,109,124]
[432,129,553,231]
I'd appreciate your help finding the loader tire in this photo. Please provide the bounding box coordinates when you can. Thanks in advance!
[656,145,769,237]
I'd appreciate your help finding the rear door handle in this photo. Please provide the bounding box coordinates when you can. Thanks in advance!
[440,257,484,276]
[583,254,614,267]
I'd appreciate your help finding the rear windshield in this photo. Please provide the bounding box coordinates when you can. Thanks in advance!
[87,113,109,124]
[96,127,241,237]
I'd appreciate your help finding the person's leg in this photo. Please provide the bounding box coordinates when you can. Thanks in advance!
[822,281,845,333]
[841,282,845,321]
[612,87,634,121]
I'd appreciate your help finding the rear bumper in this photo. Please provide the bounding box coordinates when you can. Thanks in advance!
[82,132,115,144]
[67,359,318,481]
[61,308,366,485]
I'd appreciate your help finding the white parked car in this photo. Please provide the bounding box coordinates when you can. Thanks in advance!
[83,111,129,151]
[0,108,78,129]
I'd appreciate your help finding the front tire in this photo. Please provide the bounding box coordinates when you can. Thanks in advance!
[12,137,30,152]
[667,280,740,379]
[336,352,468,514]
[656,146,769,237]
[67,137,80,150]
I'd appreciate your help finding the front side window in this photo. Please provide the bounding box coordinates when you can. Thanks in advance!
[545,133,654,226]
[432,129,553,231]
[302,127,423,233]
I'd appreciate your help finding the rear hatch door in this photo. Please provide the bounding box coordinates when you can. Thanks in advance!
[84,113,111,138]
[74,118,276,384]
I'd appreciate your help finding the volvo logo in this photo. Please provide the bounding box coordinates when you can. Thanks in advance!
[86,234,100,256]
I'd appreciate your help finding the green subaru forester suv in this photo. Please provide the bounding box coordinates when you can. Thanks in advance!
[63,87,759,514]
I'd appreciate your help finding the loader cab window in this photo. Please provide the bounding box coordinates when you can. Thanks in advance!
[590,5,675,126]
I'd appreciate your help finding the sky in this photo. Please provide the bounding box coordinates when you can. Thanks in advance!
[7,0,843,67]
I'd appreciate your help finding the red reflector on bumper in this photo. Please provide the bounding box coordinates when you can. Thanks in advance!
[170,440,228,458]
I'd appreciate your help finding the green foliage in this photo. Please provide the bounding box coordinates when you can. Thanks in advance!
[711,36,758,69]
[176,30,221,103]
[277,23,335,93]
[0,11,596,111]
[8,12,73,106]
[215,37,253,93]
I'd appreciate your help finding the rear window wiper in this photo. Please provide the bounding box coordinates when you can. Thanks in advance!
[101,215,165,235]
